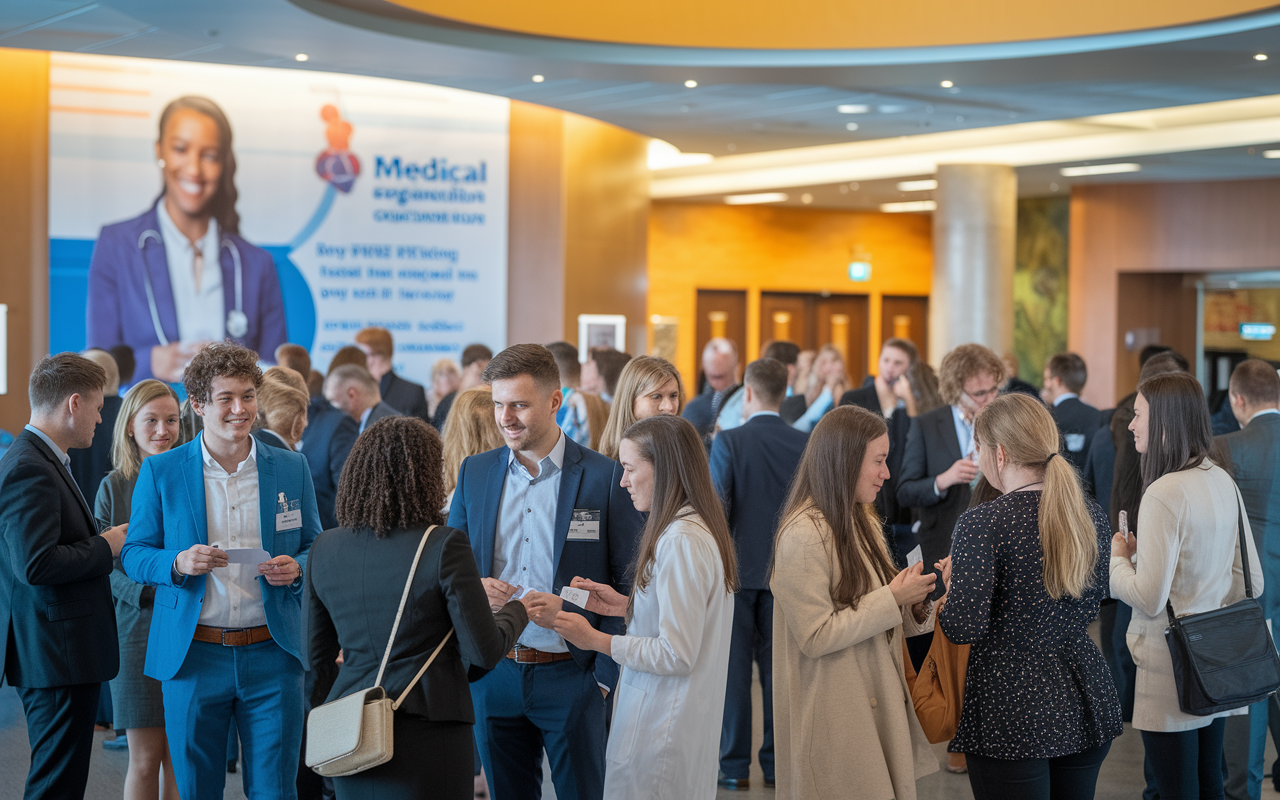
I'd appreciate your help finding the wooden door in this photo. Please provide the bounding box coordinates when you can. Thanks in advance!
[760,292,813,351]
[881,295,929,360]
[695,289,747,388]
[816,295,871,383]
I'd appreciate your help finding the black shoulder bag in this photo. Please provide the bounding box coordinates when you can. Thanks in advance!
[1165,497,1280,715]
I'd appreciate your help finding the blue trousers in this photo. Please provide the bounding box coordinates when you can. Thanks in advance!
[471,657,606,800]
[162,639,305,800]
[720,588,774,781]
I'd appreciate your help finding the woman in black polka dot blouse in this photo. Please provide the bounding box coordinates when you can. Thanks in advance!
[938,393,1122,800]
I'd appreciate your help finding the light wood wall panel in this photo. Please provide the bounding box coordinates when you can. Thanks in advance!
[1069,179,1280,406]
[507,101,565,346]
[0,49,49,434]
[648,202,932,385]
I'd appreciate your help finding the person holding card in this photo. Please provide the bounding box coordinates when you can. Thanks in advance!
[771,405,938,800]
[527,414,737,800]
[446,344,642,800]
[121,341,322,800]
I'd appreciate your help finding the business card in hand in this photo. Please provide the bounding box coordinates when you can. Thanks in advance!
[906,545,923,569]
[559,586,590,608]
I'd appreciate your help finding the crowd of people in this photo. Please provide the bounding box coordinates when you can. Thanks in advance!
[0,326,1276,800]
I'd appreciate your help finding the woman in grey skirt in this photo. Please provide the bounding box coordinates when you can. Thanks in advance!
[95,379,183,800]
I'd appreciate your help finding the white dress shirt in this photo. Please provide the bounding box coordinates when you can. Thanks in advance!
[198,435,266,628]
[157,200,224,345]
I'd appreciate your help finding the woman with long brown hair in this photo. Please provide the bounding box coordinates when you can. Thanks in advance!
[1110,372,1263,798]
[771,405,938,800]
[440,386,503,512]
[529,415,736,800]
[598,355,685,459]
[937,393,1121,799]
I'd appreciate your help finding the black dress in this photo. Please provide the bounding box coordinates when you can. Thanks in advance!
[938,491,1123,760]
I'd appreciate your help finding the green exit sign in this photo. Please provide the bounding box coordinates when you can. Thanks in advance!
[848,261,872,282]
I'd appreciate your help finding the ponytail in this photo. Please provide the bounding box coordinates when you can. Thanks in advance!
[1039,452,1097,599]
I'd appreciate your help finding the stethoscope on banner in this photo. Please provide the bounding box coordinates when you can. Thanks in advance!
[137,229,249,343]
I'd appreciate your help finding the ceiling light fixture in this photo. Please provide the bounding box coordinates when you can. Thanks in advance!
[1256,54,1269,61]
[940,80,954,88]
[1264,150,1280,158]
[881,200,937,213]
[897,179,938,191]
[684,79,698,88]
[725,192,789,205]
[837,104,869,114]
[647,139,713,170]
[1060,162,1142,176]
[846,122,859,131]
[801,193,814,204]
[295,53,308,62]
[531,74,545,82]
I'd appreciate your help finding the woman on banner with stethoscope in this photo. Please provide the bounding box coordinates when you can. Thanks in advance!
[87,95,287,384]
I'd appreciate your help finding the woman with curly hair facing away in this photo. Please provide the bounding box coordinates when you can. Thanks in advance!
[771,405,939,800]
[305,416,531,800]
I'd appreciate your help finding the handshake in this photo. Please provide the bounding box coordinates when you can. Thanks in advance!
[479,576,629,651]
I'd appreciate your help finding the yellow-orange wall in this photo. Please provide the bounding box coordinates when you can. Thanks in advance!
[647,202,933,384]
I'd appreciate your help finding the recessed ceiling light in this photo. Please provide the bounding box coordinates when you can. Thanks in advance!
[1050,182,1060,192]
[940,80,954,88]
[846,122,859,131]
[1264,150,1280,158]
[881,200,937,213]
[1060,163,1142,176]
[531,74,545,82]
[725,192,789,205]
[837,104,869,114]
[801,193,814,204]
[878,104,906,113]
[684,79,698,88]
[295,53,308,62]
[647,139,713,170]
[1256,54,1269,61]
[897,179,938,192]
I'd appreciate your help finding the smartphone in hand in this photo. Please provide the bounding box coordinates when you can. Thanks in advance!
[1119,510,1130,542]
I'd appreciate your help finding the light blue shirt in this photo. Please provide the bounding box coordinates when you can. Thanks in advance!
[950,404,975,458]
[791,387,834,433]
[1052,392,1078,407]
[494,430,567,652]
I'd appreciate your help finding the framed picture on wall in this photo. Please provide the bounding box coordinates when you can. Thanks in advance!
[577,314,627,360]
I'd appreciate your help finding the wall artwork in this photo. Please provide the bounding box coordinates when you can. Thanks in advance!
[1013,196,1069,387]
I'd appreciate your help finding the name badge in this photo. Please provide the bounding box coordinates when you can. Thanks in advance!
[276,510,302,531]
[567,509,601,541]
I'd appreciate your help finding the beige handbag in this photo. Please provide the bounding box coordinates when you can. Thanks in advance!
[305,526,454,777]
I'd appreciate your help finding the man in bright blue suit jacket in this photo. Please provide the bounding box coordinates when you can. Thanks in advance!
[448,344,641,800]
[122,342,320,800]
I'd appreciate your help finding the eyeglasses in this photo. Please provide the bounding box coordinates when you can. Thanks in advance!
[965,386,1000,402]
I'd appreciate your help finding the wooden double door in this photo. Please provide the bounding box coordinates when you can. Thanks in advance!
[760,292,871,382]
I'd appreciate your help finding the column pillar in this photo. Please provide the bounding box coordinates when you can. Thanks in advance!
[928,164,1016,363]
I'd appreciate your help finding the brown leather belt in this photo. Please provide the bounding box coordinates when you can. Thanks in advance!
[507,646,574,664]
[194,625,273,647]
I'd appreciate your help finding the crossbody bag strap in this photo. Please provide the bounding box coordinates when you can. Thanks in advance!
[391,628,454,711]
[1166,491,1253,626]
[373,525,438,689]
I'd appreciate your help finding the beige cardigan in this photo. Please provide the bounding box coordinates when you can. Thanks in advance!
[771,511,938,800]
[1110,461,1264,732]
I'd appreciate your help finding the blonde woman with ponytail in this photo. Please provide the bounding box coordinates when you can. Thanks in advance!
[937,393,1122,800]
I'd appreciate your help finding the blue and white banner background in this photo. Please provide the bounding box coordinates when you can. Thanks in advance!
[49,52,508,380]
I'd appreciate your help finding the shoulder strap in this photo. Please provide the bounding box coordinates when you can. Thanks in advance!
[373,525,438,689]
[1166,490,1253,626]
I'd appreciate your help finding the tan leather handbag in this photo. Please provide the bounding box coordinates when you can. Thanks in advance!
[903,604,970,744]
[305,526,454,777]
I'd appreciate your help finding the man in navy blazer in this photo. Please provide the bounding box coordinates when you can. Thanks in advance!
[0,353,128,799]
[448,344,641,800]
[121,342,321,800]
[710,358,808,791]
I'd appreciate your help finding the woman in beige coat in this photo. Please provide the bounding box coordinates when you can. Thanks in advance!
[772,406,940,800]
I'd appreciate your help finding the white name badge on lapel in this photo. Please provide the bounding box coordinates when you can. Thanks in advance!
[567,509,601,541]
[276,492,302,531]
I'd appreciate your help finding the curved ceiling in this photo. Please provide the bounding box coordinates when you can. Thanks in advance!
[387,0,1275,51]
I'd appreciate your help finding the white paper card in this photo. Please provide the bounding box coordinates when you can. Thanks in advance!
[906,545,923,569]
[276,510,302,531]
[567,509,601,541]
[559,586,590,608]
[224,548,271,565]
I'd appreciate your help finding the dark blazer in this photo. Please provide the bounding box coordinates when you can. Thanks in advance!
[710,414,808,589]
[1049,396,1102,473]
[839,384,878,414]
[1217,413,1280,617]
[841,385,913,528]
[432,390,457,431]
[69,393,122,504]
[896,405,972,570]
[1082,410,1115,508]
[0,429,118,687]
[380,371,431,425]
[300,399,359,530]
[254,429,292,451]
[682,388,717,438]
[1003,377,1042,399]
[306,524,527,721]
[363,401,402,433]
[779,394,807,426]
[447,437,642,689]
[1109,393,1140,534]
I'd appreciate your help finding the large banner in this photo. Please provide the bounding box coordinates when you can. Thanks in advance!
[49,52,508,384]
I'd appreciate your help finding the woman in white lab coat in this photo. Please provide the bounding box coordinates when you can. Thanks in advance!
[532,414,737,800]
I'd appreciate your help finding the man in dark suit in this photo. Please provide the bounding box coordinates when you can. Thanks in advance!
[683,337,740,441]
[761,342,807,425]
[710,358,807,792]
[355,326,431,423]
[68,348,124,503]
[1043,352,1102,472]
[0,353,127,798]
[276,344,358,530]
[324,364,402,434]
[1217,359,1280,800]
[447,344,641,800]
[433,343,493,431]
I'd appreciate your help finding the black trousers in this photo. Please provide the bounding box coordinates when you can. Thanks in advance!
[1142,718,1227,800]
[332,716,472,800]
[966,742,1112,800]
[16,682,101,800]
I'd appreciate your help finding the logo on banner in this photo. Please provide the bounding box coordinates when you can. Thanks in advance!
[314,104,361,193]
